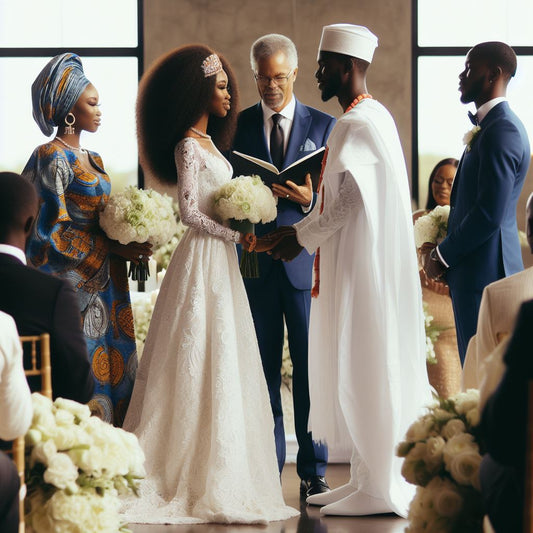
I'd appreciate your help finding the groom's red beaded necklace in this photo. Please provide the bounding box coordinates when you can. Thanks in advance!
[311,93,373,298]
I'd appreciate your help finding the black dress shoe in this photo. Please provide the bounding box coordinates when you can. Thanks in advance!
[300,476,330,497]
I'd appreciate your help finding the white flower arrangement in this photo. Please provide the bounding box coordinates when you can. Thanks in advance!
[25,393,145,533]
[423,302,444,365]
[463,125,481,152]
[99,186,178,247]
[396,390,484,532]
[213,175,277,277]
[213,175,277,225]
[414,205,451,249]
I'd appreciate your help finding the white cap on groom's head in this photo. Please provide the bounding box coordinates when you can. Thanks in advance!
[318,24,378,63]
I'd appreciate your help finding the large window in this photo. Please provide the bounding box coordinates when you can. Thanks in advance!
[0,0,143,190]
[414,0,533,208]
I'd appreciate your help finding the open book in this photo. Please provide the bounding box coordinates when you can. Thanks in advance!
[231,147,326,191]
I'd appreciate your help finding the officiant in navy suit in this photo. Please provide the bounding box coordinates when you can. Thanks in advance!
[231,33,335,497]
[423,41,530,364]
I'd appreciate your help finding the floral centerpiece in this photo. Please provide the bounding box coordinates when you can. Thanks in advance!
[396,389,484,532]
[25,393,145,533]
[99,186,178,282]
[213,175,277,277]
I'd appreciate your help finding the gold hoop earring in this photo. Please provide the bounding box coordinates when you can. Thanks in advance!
[64,113,76,135]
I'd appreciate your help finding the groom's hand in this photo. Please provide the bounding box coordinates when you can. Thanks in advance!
[269,228,303,262]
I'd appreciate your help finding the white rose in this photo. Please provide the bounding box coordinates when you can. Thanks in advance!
[31,440,57,467]
[43,452,79,489]
[53,397,91,422]
[26,429,42,446]
[430,477,463,518]
[453,389,479,415]
[405,415,434,442]
[441,418,466,440]
[425,436,445,471]
[446,450,482,488]
[465,407,480,428]
[54,408,75,427]
[47,489,121,533]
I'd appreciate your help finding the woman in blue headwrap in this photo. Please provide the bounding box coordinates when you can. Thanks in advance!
[21,53,152,426]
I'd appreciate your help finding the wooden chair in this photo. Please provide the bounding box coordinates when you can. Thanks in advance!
[8,333,52,533]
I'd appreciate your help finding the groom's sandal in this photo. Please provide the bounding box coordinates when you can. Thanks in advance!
[300,476,330,498]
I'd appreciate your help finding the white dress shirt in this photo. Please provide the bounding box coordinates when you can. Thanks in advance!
[0,244,27,265]
[0,311,32,440]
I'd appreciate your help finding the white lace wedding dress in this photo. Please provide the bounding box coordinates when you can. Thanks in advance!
[121,137,298,525]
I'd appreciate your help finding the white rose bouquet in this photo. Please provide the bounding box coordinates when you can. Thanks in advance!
[214,175,277,278]
[25,393,145,533]
[99,186,178,282]
[396,390,484,532]
[414,205,451,249]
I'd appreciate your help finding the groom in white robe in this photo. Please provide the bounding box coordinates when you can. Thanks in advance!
[267,24,432,517]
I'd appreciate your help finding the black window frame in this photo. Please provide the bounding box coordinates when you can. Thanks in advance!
[0,0,144,186]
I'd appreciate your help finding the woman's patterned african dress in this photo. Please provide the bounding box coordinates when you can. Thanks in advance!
[22,142,137,426]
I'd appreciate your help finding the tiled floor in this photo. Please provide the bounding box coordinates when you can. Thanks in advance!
[129,463,409,533]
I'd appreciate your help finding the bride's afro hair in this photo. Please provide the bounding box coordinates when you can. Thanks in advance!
[136,44,239,185]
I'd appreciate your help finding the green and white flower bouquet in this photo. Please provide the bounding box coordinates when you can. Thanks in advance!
[25,393,145,533]
[214,175,277,277]
[396,390,484,532]
[414,205,450,249]
[99,186,177,281]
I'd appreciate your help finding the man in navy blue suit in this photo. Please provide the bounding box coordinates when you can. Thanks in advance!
[423,41,530,364]
[231,34,335,497]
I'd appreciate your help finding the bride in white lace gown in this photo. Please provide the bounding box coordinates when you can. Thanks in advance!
[121,45,297,525]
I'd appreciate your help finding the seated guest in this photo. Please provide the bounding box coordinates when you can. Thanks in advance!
[413,158,461,398]
[0,310,32,533]
[463,192,533,391]
[479,298,532,533]
[0,172,93,402]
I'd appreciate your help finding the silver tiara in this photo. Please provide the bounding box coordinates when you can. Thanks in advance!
[201,53,223,77]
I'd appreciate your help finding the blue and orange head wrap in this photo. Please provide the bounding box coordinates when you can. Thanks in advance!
[31,52,90,136]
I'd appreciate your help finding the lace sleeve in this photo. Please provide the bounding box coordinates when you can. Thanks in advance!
[295,173,362,253]
[175,140,240,243]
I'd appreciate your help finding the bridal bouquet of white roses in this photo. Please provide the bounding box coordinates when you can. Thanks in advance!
[214,175,277,277]
[99,186,178,282]
[396,390,484,532]
[25,393,145,533]
[414,205,451,249]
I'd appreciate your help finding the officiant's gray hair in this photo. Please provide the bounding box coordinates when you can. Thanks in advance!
[250,34,298,71]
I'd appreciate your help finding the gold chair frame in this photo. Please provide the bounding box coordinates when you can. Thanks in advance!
[10,333,52,533]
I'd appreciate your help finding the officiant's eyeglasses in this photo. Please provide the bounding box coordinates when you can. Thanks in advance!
[254,70,294,86]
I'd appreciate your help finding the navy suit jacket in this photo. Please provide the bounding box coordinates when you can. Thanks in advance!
[231,99,335,290]
[439,101,530,292]
[0,253,94,403]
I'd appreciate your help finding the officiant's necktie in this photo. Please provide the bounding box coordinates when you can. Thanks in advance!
[270,113,284,170]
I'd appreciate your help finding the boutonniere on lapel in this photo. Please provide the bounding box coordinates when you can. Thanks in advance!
[463,125,481,152]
